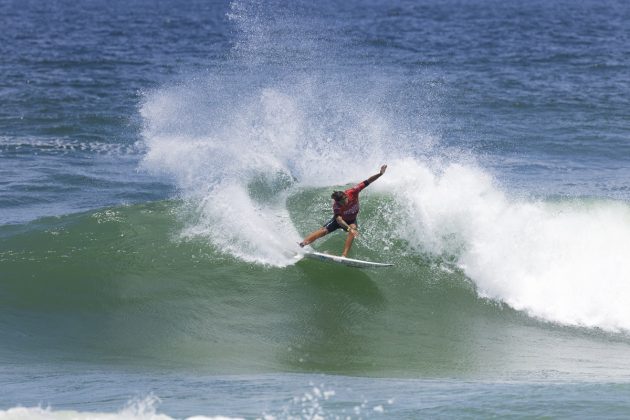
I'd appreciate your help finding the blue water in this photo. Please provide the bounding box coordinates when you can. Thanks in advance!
[2,0,630,418]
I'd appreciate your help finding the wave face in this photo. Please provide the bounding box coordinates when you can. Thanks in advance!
[3,192,630,379]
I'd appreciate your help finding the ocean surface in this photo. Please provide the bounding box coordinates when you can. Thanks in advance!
[2,0,630,418]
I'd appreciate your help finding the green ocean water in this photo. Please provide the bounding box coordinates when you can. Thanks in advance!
[4,196,630,383]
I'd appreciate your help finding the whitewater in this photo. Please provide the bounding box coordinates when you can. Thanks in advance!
[139,71,630,334]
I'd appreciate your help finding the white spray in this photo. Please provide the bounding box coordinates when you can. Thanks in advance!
[381,159,630,332]
[140,0,630,332]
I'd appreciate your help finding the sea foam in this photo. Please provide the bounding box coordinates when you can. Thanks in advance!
[0,396,240,420]
[381,159,630,332]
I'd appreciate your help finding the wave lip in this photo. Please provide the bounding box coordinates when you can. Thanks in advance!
[387,160,630,332]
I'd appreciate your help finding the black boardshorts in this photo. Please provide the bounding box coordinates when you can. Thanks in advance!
[323,217,357,233]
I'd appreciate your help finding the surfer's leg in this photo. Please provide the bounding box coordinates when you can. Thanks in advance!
[300,227,328,247]
[300,217,341,247]
[341,223,357,257]
[301,216,345,247]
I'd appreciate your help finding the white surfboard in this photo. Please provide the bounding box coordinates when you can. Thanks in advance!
[301,250,393,268]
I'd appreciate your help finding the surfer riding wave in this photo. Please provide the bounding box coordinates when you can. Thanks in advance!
[299,165,387,256]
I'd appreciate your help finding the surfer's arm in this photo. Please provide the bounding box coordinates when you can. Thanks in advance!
[335,215,358,237]
[335,215,355,232]
[364,165,387,186]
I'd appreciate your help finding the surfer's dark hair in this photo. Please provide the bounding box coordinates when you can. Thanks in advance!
[331,191,345,202]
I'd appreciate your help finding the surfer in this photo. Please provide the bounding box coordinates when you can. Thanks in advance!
[299,165,387,257]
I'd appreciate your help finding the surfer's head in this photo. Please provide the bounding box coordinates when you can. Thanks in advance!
[331,191,346,202]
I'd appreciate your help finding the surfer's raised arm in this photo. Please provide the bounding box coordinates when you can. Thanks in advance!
[364,165,387,186]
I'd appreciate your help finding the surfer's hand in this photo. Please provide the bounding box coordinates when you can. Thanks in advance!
[380,164,387,175]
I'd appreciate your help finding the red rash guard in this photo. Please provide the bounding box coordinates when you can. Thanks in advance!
[333,181,368,222]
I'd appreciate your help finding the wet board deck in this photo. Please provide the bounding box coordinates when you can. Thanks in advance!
[301,250,393,268]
